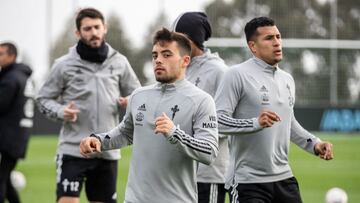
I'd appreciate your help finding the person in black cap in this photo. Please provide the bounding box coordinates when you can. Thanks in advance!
[172,12,229,203]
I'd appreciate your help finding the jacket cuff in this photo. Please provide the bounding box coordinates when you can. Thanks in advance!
[166,125,178,144]
[90,133,111,150]
[310,137,322,155]
[90,133,102,142]
[253,117,262,130]
[57,106,65,120]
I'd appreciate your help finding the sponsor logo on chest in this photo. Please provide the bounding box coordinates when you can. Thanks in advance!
[260,85,270,105]
[135,104,146,126]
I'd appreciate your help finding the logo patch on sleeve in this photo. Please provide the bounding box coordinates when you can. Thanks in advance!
[203,115,217,128]
[202,122,217,128]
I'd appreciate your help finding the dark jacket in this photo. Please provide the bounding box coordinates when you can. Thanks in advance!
[0,63,33,159]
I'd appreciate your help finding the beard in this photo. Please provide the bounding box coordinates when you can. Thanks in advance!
[81,36,104,49]
[155,74,176,83]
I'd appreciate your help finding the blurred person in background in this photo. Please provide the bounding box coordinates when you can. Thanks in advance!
[215,16,333,203]
[36,8,140,203]
[0,42,34,203]
[80,28,219,203]
[171,11,229,203]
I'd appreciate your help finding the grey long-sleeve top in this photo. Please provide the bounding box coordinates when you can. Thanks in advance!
[215,57,321,187]
[186,49,229,184]
[96,79,219,203]
[36,44,140,159]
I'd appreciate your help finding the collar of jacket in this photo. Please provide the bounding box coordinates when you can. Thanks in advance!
[68,43,117,66]
[252,56,278,74]
[156,79,188,93]
[189,48,223,68]
[0,63,14,76]
[76,40,109,63]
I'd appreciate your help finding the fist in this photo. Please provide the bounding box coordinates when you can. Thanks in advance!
[79,137,102,157]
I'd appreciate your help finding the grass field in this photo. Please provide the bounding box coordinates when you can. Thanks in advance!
[13,133,360,203]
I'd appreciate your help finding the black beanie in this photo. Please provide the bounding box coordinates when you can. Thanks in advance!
[172,12,212,50]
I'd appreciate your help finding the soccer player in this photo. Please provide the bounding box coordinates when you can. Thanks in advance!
[36,8,140,203]
[215,16,333,203]
[171,12,229,203]
[80,28,219,202]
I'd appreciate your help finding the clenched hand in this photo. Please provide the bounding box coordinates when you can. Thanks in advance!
[258,110,281,128]
[154,113,175,137]
[79,137,102,158]
[314,141,333,160]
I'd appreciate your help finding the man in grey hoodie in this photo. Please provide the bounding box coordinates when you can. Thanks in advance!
[215,16,333,203]
[171,12,229,203]
[80,28,219,203]
[36,8,140,203]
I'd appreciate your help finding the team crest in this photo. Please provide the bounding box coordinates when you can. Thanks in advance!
[171,105,180,120]
[286,84,295,107]
[260,85,270,105]
[261,93,270,105]
[136,112,144,122]
[195,77,201,86]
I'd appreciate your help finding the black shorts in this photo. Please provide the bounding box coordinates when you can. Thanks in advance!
[198,182,227,203]
[56,154,118,203]
[229,177,302,203]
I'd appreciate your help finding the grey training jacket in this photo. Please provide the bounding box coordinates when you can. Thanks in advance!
[36,44,140,159]
[215,57,321,188]
[186,49,229,184]
[95,79,219,203]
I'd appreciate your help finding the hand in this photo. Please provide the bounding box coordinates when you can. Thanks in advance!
[258,110,281,128]
[314,141,333,160]
[79,137,102,157]
[154,113,175,137]
[64,101,80,122]
[118,96,129,108]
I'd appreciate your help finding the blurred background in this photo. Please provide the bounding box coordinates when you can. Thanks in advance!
[1,0,359,202]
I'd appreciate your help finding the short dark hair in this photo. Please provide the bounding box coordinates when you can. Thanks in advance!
[0,42,17,57]
[245,17,275,42]
[75,8,105,30]
[153,28,192,56]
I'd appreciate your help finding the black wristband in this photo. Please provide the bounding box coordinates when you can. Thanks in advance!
[89,133,101,142]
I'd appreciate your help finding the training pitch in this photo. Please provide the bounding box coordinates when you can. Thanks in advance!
[16,133,360,203]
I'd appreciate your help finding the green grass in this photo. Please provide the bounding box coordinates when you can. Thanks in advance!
[14,136,132,203]
[13,133,360,203]
[290,133,360,203]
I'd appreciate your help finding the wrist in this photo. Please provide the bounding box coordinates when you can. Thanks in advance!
[57,106,65,119]
[253,117,262,130]
[313,143,320,155]
[89,133,102,143]
[166,126,178,144]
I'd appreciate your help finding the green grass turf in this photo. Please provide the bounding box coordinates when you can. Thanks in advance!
[290,133,360,203]
[14,133,360,203]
